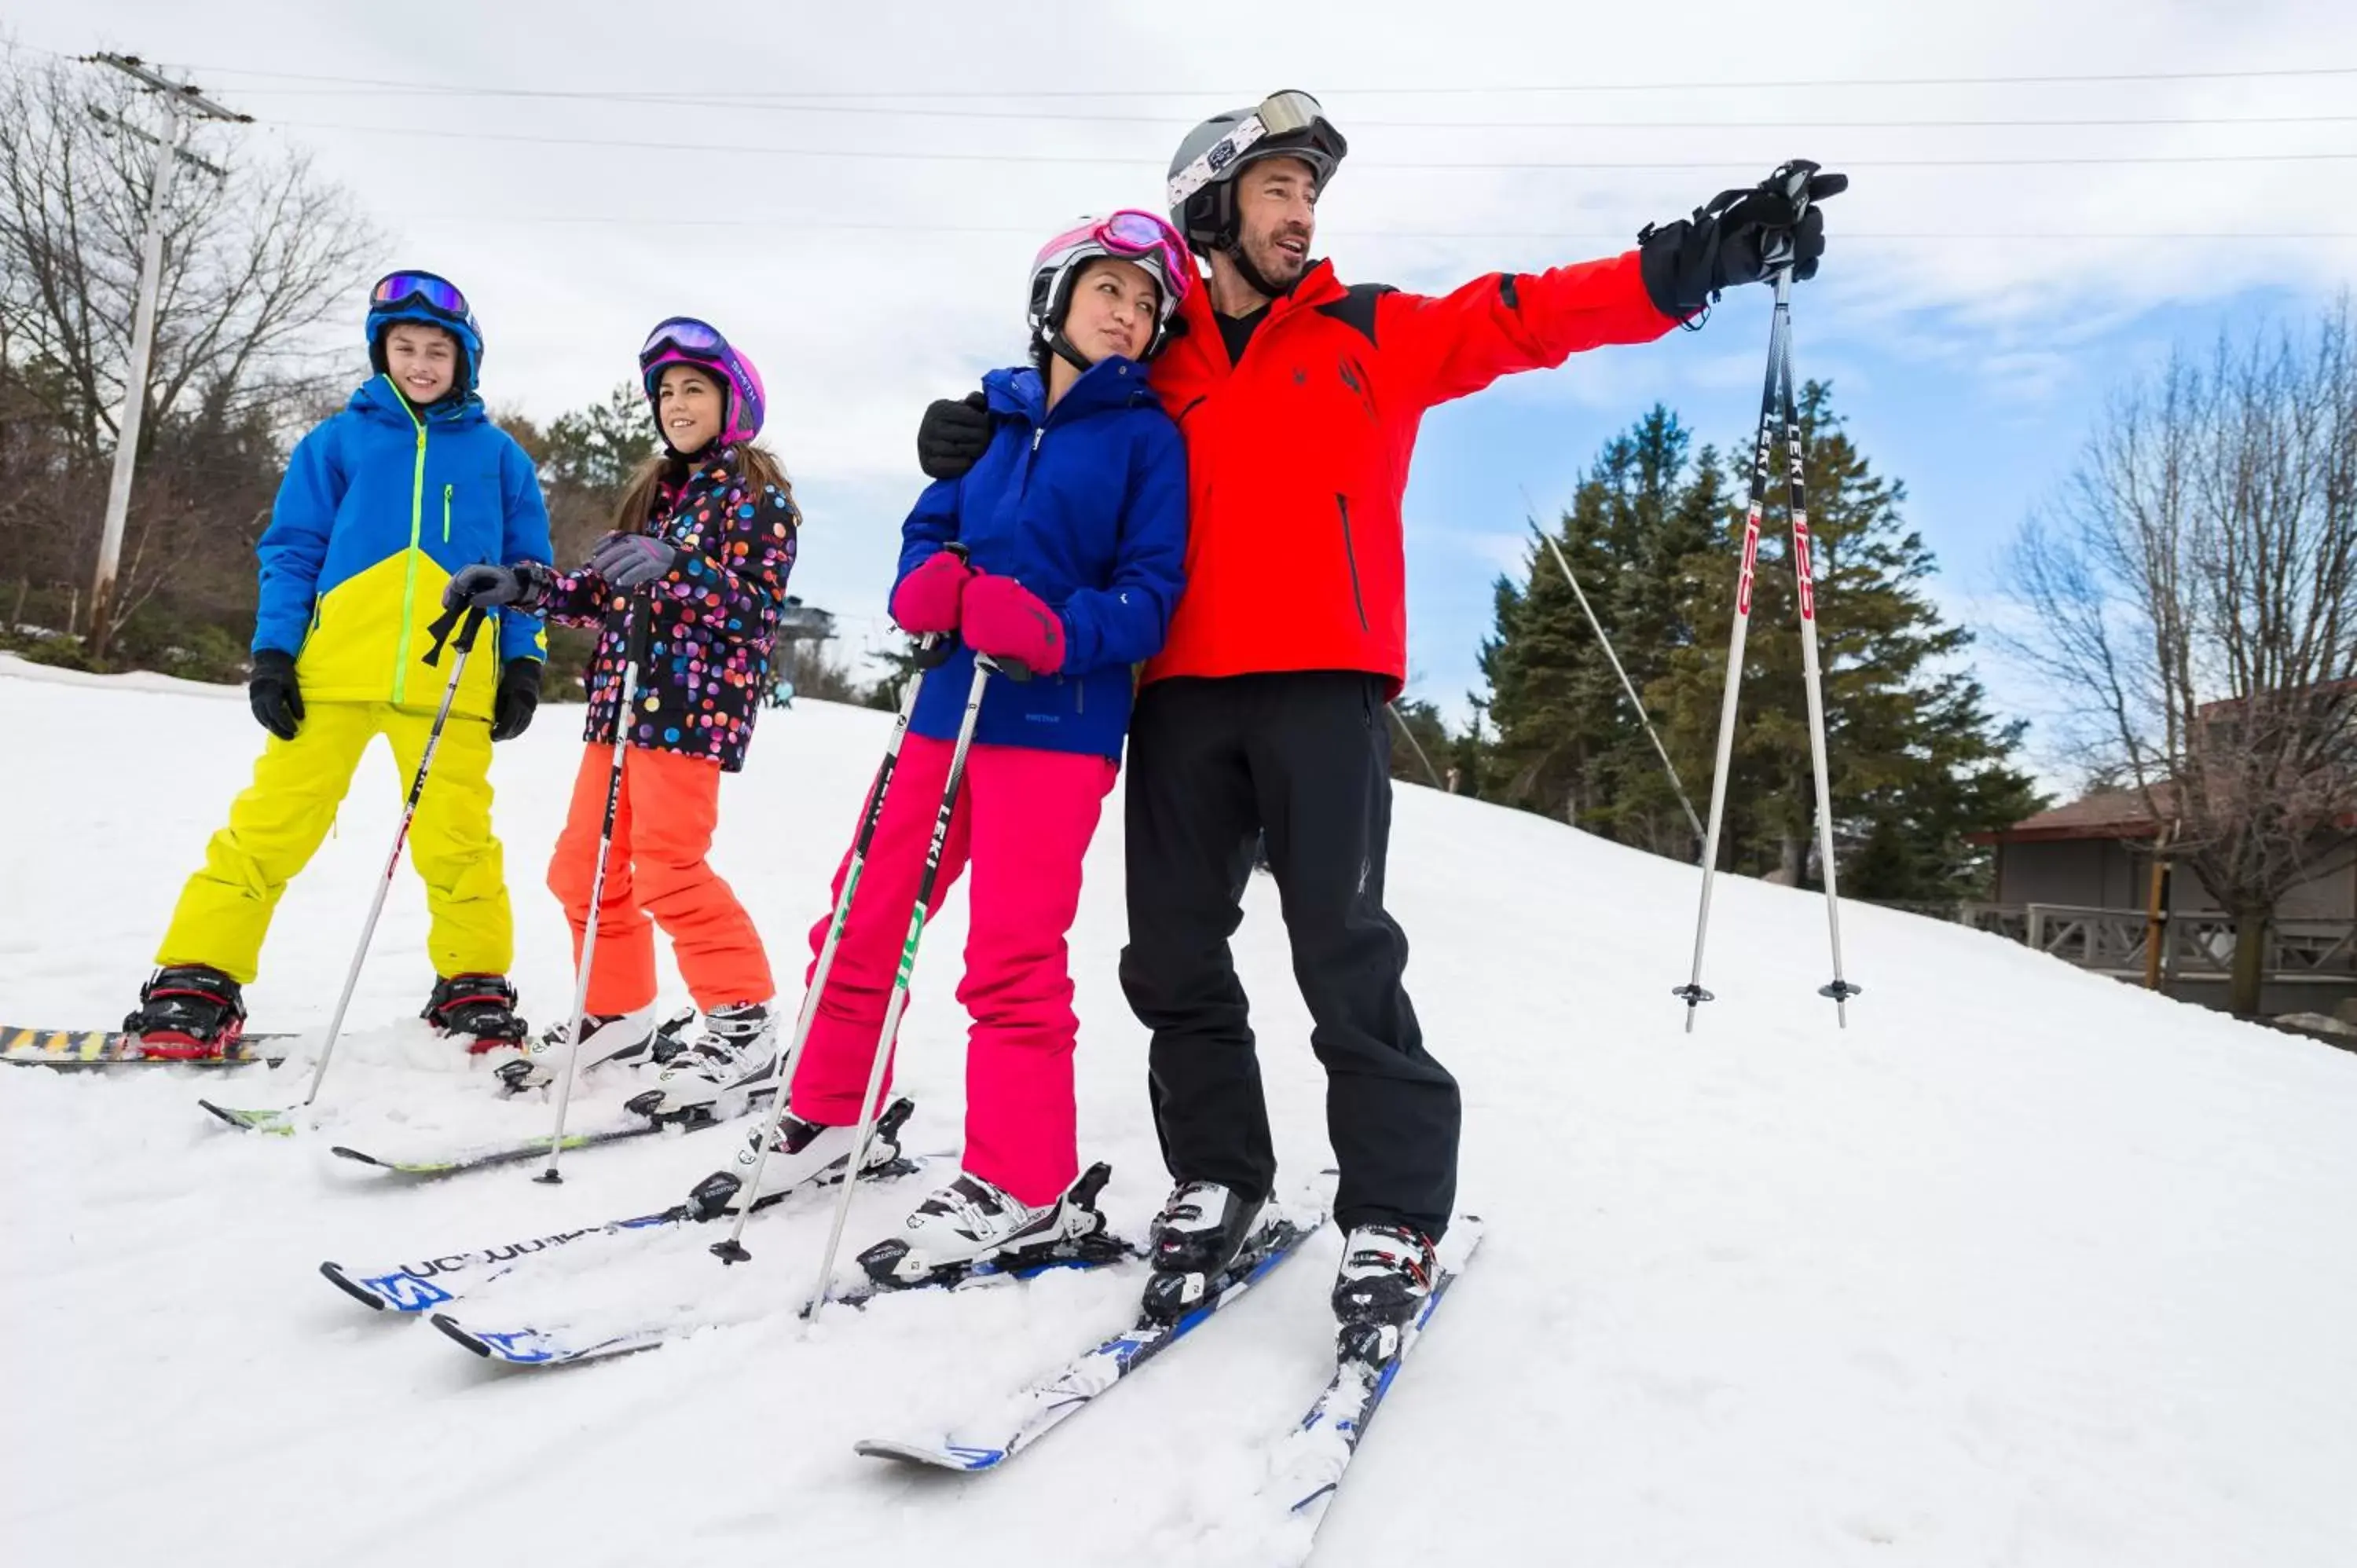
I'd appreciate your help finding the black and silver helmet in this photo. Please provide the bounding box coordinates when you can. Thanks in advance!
[1165,90,1347,258]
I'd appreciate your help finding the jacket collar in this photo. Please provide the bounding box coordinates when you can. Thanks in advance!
[350,374,486,428]
[981,358,1155,427]
[1175,257,1345,339]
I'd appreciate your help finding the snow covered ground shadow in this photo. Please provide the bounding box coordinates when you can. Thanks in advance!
[2,655,2352,1567]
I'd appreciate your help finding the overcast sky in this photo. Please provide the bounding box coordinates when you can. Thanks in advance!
[14,0,2357,780]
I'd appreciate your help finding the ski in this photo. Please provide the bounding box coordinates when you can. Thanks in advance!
[819,1227,1141,1313]
[852,1207,1327,1472]
[4,1026,295,1070]
[1259,1217,1486,1559]
[196,1092,761,1170]
[429,1225,1140,1368]
[197,1099,295,1134]
[321,1158,938,1313]
[328,1116,665,1175]
[321,1109,932,1313]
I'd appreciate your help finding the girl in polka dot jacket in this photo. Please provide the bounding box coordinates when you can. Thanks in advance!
[444,317,796,1103]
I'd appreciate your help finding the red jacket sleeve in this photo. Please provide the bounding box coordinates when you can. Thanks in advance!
[1376,249,1679,410]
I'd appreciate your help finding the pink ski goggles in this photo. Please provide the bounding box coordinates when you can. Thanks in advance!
[1037,209,1196,317]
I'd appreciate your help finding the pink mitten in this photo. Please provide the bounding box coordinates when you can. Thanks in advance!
[889,549,973,635]
[961,573,1066,675]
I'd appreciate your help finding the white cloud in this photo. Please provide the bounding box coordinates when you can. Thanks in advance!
[18,0,2357,683]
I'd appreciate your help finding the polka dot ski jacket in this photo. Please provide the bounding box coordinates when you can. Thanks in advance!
[539,445,799,773]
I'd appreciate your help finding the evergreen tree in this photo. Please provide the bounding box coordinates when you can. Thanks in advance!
[1478,386,2041,899]
[1482,405,1710,857]
[1653,380,2043,897]
[1387,697,1452,789]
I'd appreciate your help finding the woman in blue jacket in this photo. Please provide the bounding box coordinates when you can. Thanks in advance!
[695,213,1191,1280]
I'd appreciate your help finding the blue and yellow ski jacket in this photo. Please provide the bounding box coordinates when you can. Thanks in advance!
[254,376,552,720]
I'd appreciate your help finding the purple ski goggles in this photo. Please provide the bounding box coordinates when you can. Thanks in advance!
[640,317,766,448]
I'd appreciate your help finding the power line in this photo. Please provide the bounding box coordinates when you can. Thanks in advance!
[203,88,2357,133]
[178,60,2357,97]
[273,119,2357,169]
[398,214,2357,240]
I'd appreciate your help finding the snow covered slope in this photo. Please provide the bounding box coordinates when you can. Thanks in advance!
[4,662,2352,1568]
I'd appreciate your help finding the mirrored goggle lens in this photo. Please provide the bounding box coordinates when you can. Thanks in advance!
[1255,90,1325,137]
[1102,211,1177,251]
[372,272,469,316]
[640,317,727,361]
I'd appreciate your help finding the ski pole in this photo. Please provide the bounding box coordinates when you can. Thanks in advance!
[796,647,1010,1319]
[709,550,970,1261]
[301,603,489,1107]
[537,594,652,1184]
[1530,520,1706,849]
[1384,703,1446,790]
[1673,159,1857,1031]
[1773,274,1862,1025]
[1672,262,1791,1034]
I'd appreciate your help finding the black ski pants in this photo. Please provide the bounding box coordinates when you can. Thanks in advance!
[1118,671,1460,1239]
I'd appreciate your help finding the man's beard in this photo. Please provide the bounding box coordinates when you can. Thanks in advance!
[1244,226,1312,285]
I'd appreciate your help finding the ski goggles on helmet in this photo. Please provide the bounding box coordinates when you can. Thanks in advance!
[640,316,730,366]
[1167,90,1332,208]
[1037,210,1196,318]
[370,270,472,325]
[639,316,766,447]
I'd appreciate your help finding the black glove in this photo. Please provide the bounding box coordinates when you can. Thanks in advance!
[445,560,552,612]
[1639,160,1846,321]
[492,658,542,742]
[248,648,304,742]
[917,390,991,482]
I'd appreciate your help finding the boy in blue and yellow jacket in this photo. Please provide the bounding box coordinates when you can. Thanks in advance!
[125,270,554,1058]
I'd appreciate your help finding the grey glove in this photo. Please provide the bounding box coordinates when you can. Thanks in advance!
[444,560,552,612]
[588,533,681,590]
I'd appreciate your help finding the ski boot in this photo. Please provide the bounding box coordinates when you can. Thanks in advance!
[625,999,778,1124]
[1139,1178,1266,1323]
[684,1095,917,1221]
[856,1162,1120,1290]
[1330,1222,1439,1364]
[421,974,529,1054]
[493,1005,686,1093]
[125,965,246,1061]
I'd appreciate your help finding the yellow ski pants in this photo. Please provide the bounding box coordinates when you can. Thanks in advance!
[156,701,512,984]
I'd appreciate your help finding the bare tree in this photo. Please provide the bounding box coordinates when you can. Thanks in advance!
[2014,299,2357,1013]
[0,41,382,638]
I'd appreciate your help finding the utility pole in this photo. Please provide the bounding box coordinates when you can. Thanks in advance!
[80,53,249,661]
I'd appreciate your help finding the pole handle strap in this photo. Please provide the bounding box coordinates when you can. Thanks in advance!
[423,603,489,667]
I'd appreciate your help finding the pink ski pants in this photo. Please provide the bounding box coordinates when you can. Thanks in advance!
[787,735,1117,1207]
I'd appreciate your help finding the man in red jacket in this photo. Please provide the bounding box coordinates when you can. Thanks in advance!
[915,92,1838,1358]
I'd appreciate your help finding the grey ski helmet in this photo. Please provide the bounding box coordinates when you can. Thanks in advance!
[1165,90,1347,258]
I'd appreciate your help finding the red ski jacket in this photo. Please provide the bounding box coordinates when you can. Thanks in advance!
[1143,251,1677,695]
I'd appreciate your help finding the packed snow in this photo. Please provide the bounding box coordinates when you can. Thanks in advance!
[4,658,2353,1568]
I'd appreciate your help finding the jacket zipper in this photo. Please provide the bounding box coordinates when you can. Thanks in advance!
[442,483,453,544]
[1336,494,1370,634]
[392,377,427,707]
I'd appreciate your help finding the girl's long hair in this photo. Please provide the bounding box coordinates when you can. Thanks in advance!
[613,439,798,533]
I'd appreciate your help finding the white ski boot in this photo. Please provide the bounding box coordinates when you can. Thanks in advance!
[629,999,779,1122]
[855,1162,1118,1289]
[493,1005,680,1092]
[684,1095,917,1220]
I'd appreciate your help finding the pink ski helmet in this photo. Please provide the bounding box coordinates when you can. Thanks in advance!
[638,317,766,448]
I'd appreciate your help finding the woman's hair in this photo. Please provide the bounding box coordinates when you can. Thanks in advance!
[613,440,799,534]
